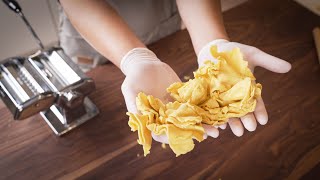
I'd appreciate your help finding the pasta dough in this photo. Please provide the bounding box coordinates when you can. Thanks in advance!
[127,46,262,157]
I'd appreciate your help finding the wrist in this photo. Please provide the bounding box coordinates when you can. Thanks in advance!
[192,30,230,55]
[120,48,160,75]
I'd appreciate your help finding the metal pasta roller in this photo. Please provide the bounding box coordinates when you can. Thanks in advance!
[0,0,99,135]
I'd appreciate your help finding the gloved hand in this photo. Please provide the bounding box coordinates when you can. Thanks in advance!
[121,48,220,143]
[198,39,291,136]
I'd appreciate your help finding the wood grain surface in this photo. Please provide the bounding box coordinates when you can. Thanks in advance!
[0,0,320,179]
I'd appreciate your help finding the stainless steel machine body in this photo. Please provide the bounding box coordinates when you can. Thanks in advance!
[0,48,99,136]
[1,0,99,135]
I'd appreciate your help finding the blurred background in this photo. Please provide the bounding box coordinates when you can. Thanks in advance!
[0,0,59,60]
[0,0,248,60]
[0,0,319,61]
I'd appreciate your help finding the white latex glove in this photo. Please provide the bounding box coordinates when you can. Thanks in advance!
[198,39,291,136]
[121,48,220,143]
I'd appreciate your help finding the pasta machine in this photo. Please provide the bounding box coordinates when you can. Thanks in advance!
[0,0,99,135]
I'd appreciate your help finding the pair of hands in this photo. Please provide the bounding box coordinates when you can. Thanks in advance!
[121,40,291,143]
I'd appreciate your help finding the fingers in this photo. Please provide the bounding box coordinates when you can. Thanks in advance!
[203,124,219,138]
[214,123,227,129]
[125,98,138,113]
[209,42,292,73]
[219,123,227,129]
[250,48,291,73]
[152,133,169,144]
[228,118,244,137]
[240,113,257,132]
[227,98,267,136]
[254,98,268,125]
[121,79,138,113]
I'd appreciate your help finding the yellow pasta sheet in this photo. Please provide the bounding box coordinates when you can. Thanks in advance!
[127,46,262,157]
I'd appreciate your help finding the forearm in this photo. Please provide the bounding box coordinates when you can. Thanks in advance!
[60,0,145,68]
[176,0,229,55]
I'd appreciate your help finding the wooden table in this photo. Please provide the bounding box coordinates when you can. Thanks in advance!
[1,0,320,179]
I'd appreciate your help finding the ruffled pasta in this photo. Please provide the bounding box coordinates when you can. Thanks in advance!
[127,46,262,156]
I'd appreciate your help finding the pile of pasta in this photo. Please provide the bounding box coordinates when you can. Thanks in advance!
[127,46,262,157]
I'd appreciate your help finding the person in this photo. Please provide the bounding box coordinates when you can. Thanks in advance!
[59,0,291,142]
